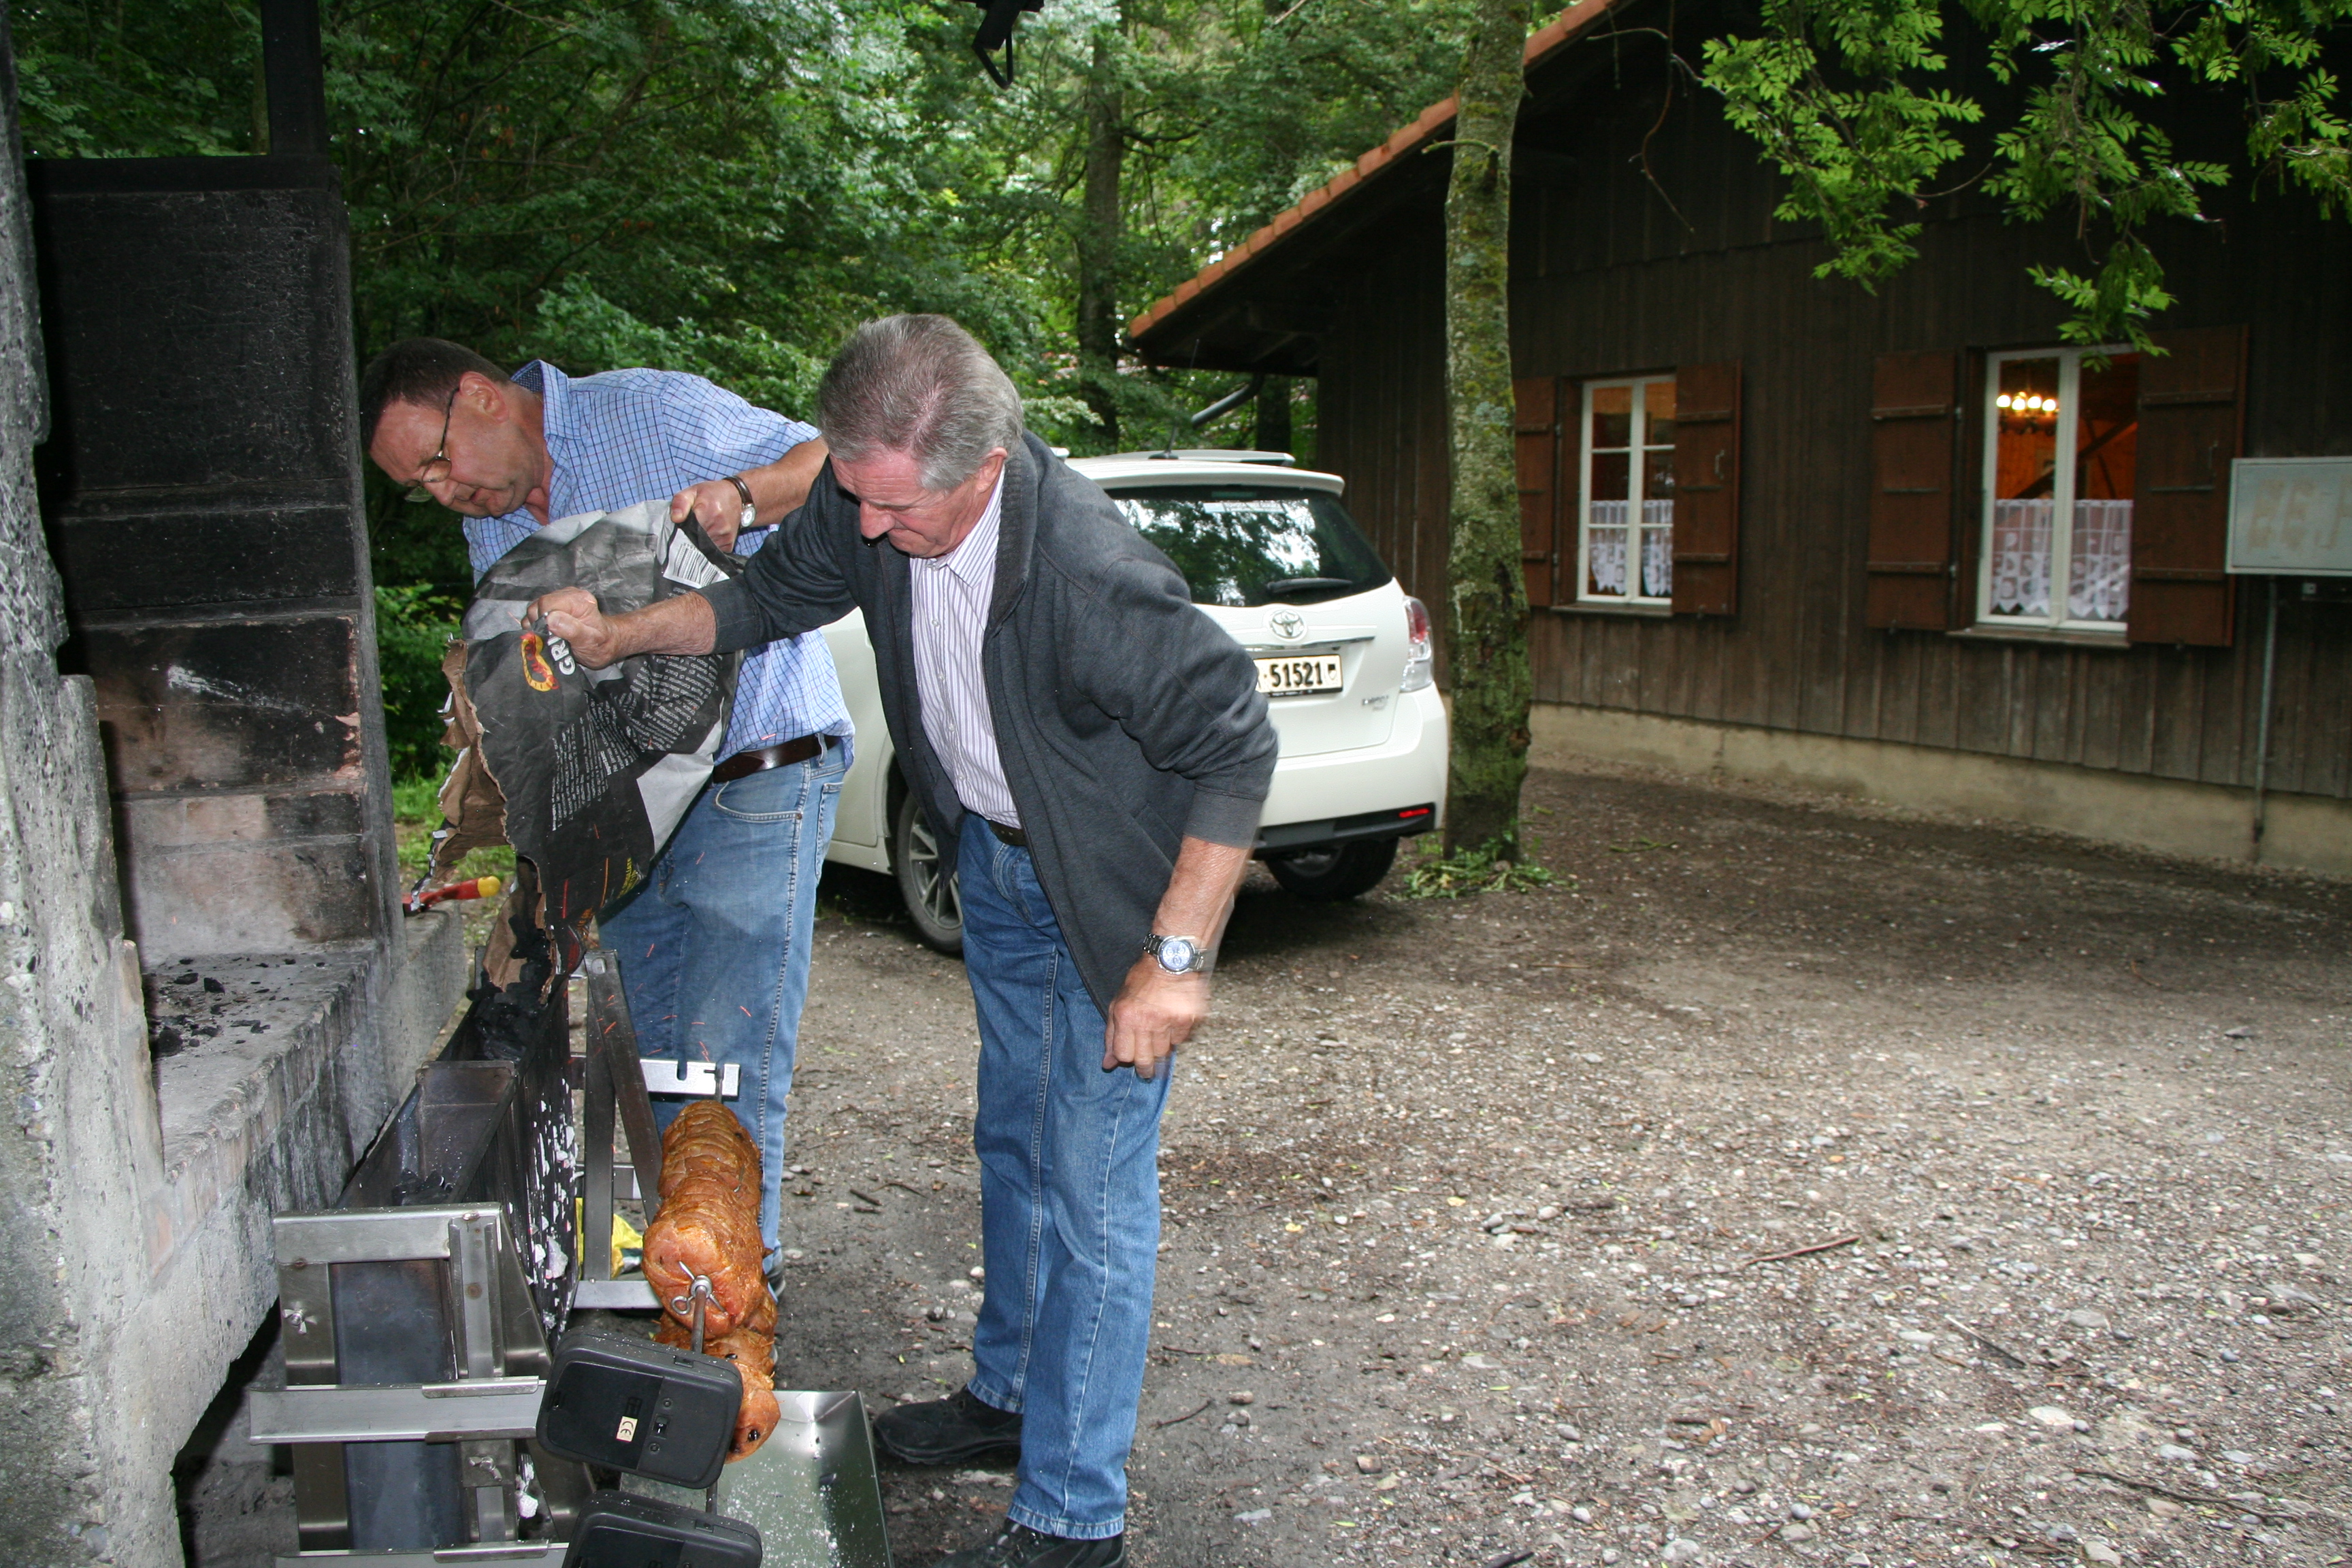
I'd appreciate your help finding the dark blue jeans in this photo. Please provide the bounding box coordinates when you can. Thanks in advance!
[958,815,1169,1540]
[600,745,844,1266]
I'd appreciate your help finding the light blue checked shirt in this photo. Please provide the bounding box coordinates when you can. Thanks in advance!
[462,360,851,765]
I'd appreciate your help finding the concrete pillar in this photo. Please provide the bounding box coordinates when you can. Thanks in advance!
[0,17,178,1560]
[0,12,470,1559]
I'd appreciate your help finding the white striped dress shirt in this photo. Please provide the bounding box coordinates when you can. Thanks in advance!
[911,476,1019,828]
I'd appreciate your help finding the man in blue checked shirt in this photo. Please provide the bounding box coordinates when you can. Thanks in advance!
[361,336,849,1280]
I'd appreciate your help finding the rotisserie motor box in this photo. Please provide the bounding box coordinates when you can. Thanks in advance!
[537,1328,742,1490]
[561,1490,762,1568]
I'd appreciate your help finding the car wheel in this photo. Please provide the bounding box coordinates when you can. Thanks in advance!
[1265,836,1399,901]
[892,789,964,956]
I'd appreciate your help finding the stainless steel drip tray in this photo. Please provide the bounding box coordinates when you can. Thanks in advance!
[627,1390,892,1568]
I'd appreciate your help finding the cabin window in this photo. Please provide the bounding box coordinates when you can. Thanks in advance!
[1577,376,1676,604]
[1976,346,2139,631]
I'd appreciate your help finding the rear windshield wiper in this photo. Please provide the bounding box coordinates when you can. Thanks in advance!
[1260,576,1357,599]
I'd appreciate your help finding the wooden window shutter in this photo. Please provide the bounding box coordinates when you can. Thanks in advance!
[1865,350,1959,630]
[2129,325,2244,647]
[1669,362,1740,616]
[1513,376,1561,607]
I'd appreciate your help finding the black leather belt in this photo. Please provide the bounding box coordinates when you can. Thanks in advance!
[713,734,826,783]
[987,819,1028,848]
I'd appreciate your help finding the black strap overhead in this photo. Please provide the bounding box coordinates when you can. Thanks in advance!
[970,0,1045,86]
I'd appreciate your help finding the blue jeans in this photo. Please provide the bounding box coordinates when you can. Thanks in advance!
[958,815,1169,1541]
[600,744,844,1264]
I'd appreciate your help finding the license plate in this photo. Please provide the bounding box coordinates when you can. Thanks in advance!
[1255,655,1343,698]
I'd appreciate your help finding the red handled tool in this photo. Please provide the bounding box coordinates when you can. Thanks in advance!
[404,873,502,915]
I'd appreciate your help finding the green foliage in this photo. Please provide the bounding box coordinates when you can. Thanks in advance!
[1402,838,1561,898]
[391,774,445,825]
[15,0,1492,592]
[1701,0,2352,351]
[12,0,265,157]
[395,828,512,885]
[374,583,461,783]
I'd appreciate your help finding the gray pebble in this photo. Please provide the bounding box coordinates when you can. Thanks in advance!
[2219,1348,2241,1363]
[1790,1502,1816,1520]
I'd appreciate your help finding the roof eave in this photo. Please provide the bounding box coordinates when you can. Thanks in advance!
[1127,0,1627,359]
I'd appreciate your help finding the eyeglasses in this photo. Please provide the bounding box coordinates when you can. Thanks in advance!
[402,385,461,503]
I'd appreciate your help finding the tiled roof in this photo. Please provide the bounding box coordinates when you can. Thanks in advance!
[1126,0,1624,343]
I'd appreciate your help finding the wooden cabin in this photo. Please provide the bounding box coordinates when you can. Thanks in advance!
[1129,0,2352,872]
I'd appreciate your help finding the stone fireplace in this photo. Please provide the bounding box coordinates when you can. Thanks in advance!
[0,5,468,1561]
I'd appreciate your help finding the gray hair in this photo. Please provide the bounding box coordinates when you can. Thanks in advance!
[816,315,1025,491]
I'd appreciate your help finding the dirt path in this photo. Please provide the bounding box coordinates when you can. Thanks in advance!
[781,760,2352,1568]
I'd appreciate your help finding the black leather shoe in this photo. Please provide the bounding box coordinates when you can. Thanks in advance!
[872,1386,1022,1465]
[931,1520,1126,1568]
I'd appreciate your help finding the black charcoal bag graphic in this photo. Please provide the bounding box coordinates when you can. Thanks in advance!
[463,501,743,964]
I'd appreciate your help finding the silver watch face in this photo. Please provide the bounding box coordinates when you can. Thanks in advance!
[738,502,757,529]
[1155,936,1198,974]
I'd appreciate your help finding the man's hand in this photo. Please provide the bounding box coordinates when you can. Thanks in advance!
[668,439,831,553]
[1105,956,1210,1081]
[521,587,719,668]
[524,587,624,668]
[670,482,747,550]
[1100,834,1250,1080]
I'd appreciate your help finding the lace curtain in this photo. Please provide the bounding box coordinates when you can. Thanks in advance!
[1588,500,1675,598]
[2068,499,2132,623]
[1989,500,2053,616]
[1990,499,2132,623]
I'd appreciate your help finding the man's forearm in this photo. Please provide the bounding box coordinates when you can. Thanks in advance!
[531,587,719,669]
[1154,836,1252,953]
[740,438,830,526]
[612,593,718,659]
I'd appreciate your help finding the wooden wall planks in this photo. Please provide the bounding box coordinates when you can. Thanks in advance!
[1315,43,2352,801]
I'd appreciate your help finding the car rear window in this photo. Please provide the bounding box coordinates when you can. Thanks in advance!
[1106,485,1393,608]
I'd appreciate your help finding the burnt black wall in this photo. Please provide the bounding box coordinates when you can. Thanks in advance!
[32,155,395,954]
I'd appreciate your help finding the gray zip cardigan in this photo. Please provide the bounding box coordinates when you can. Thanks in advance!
[700,434,1278,1012]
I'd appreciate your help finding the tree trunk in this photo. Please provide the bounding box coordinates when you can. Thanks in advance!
[1076,25,1124,447]
[1439,0,1531,855]
[1254,374,1292,455]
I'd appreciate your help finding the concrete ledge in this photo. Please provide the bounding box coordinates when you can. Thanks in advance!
[123,909,470,1500]
[146,952,375,1277]
[1529,702,2352,877]
[385,906,469,1107]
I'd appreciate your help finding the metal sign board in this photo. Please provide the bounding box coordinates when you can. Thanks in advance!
[2227,457,2352,576]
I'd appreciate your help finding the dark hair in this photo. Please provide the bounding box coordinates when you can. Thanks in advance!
[358,338,510,450]
[816,315,1024,490]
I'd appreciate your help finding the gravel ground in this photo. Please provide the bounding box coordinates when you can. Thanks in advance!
[777,759,2352,1568]
[181,757,2352,1568]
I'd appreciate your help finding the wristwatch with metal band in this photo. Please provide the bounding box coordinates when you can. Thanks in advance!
[1144,933,1213,975]
[725,474,756,534]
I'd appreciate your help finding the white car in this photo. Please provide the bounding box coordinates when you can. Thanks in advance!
[819,449,1448,952]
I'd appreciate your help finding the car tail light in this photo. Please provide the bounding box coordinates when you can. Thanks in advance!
[1400,595,1434,692]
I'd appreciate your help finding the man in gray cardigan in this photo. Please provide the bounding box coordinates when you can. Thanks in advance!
[532,315,1277,1568]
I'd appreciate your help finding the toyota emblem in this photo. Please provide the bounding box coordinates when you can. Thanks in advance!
[1268,608,1307,641]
